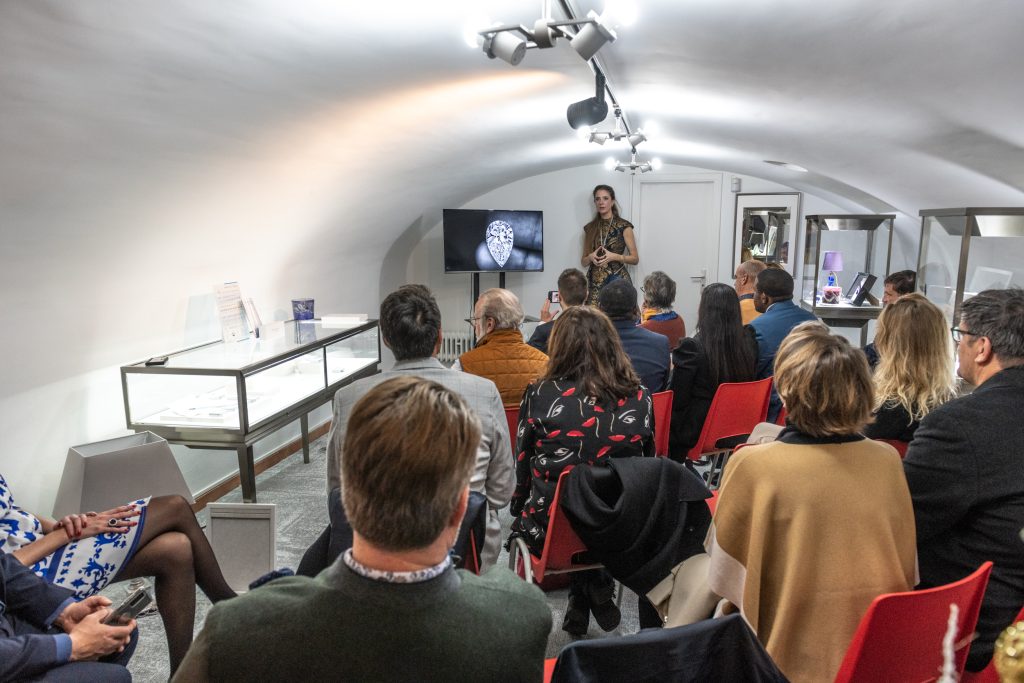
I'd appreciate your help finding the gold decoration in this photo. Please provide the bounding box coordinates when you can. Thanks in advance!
[994,620,1024,683]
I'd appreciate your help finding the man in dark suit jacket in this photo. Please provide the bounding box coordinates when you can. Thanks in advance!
[598,279,671,393]
[903,287,1024,672]
[748,268,817,420]
[0,552,136,682]
[527,268,588,354]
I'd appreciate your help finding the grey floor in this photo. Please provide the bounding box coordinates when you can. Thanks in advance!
[124,435,642,682]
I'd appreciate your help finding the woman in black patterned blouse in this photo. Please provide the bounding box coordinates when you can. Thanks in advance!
[511,306,654,635]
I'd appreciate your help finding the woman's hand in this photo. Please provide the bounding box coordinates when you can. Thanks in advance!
[56,513,92,540]
[63,505,139,540]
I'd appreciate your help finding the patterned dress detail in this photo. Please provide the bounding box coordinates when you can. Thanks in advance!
[0,473,149,599]
[585,217,634,305]
[510,380,654,553]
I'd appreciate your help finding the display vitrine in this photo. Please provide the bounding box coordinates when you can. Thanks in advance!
[917,208,1024,328]
[734,193,802,275]
[799,214,895,344]
[121,319,380,502]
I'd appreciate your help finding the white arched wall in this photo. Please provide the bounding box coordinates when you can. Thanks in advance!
[402,163,919,335]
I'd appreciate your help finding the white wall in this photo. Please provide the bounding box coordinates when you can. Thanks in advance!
[404,163,878,334]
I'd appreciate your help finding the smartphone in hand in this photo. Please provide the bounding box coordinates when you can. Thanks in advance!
[102,588,153,625]
[547,290,560,304]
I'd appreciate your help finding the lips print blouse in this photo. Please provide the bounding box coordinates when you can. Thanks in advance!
[509,379,654,553]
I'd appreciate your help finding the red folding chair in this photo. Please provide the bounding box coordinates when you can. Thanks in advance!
[508,468,604,585]
[775,405,788,426]
[960,604,1024,683]
[686,378,772,487]
[873,438,909,458]
[652,390,674,457]
[834,562,993,683]
[505,406,519,455]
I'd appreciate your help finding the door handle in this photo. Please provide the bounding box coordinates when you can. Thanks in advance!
[690,268,707,290]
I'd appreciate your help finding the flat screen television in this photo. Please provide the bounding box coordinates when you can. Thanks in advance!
[443,209,544,273]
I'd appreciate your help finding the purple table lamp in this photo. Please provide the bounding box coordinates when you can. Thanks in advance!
[822,251,843,288]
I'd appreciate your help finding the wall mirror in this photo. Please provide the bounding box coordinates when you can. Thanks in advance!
[733,193,802,275]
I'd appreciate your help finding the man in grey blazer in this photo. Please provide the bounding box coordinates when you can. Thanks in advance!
[904,287,1024,671]
[326,284,513,566]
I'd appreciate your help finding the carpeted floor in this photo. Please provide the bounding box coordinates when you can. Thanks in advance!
[123,435,642,681]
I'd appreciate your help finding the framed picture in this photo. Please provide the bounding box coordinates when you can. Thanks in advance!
[734,193,802,275]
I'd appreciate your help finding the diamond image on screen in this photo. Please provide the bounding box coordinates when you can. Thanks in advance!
[443,209,544,272]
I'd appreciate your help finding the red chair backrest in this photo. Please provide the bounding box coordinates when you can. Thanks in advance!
[960,604,1024,683]
[686,377,773,461]
[873,438,909,458]
[534,467,590,583]
[652,390,674,457]
[505,406,519,455]
[834,561,993,683]
[775,405,787,426]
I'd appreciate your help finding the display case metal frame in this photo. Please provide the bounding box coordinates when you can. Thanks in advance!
[800,214,895,345]
[120,319,380,502]
[733,192,802,276]
[916,207,1024,327]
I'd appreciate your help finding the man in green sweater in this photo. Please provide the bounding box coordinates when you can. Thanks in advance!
[173,376,552,682]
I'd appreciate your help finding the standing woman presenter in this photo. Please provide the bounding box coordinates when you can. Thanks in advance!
[581,185,639,305]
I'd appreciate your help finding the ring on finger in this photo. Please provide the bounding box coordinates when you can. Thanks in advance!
[107,519,119,527]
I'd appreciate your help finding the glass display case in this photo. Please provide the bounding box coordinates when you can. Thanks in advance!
[121,319,379,502]
[917,208,1024,328]
[800,214,895,344]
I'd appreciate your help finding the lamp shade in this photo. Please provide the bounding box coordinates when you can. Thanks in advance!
[822,250,844,271]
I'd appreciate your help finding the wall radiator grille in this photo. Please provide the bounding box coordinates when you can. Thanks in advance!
[438,329,474,366]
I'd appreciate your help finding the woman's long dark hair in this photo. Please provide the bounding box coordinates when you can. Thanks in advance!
[544,306,641,405]
[583,185,621,255]
[694,283,757,386]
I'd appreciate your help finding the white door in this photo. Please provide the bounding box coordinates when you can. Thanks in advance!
[630,173,722,337]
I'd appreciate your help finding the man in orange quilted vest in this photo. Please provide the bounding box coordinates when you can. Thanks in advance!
[455,288,549,407]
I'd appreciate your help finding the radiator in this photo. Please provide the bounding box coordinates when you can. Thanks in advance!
[439,329,475,366]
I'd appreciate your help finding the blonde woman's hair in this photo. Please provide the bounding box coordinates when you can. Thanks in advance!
[873,293,956,420]
[774,321,874,437]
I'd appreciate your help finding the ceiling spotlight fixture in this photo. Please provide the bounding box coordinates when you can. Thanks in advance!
[608,149,661,174]
[586,107,649,146]
[566,72,609,129]
[570,10,617,61]
[764,160,809,173]
[476,2,624,67]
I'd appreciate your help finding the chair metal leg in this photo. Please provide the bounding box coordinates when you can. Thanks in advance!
[509,537,534,583]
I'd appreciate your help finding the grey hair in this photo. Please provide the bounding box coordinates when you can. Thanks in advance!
[960,287,1024,362]
[642,271,677,308]
[479,288,524,330]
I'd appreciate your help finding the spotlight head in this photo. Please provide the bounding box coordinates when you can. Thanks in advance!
[571,10,617,61]
[567,97,608,129]
[484,31,526,65]
[627,132,646,147]
[604,157,617,171]
[589,132,608,145]
[531,18,558,48]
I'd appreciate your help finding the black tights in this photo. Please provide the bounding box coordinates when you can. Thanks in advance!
[114,495,236,675]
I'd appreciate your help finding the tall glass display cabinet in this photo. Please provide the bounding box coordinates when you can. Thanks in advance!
[800,214,895,344]
[917,207,1024,328]
[121,319,380,502]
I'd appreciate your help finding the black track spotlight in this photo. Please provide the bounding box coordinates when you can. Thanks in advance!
[566,73,608,130]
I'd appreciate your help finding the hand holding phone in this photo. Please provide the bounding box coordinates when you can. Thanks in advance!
[102,588,153,625]
[547,290,560,304]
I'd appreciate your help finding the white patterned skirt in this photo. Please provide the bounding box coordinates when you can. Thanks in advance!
[33,497,151,599]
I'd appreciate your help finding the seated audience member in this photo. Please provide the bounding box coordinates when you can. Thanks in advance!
[455,288,548,407]
[0,476,235,675]
[864,293,956,442]
[325,285,512,567]
[640,271,686,349]
[1,552,137,682]
[597,279,671,393]
[668,283,758,459]
[864,269,917,367]
[707,322,916,683]
[528,267,588,354]
[748,268,817,420]
[511,306,654,636]
[175,377,552,683]
[733,259,767,325]
[903,287,1024,671]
